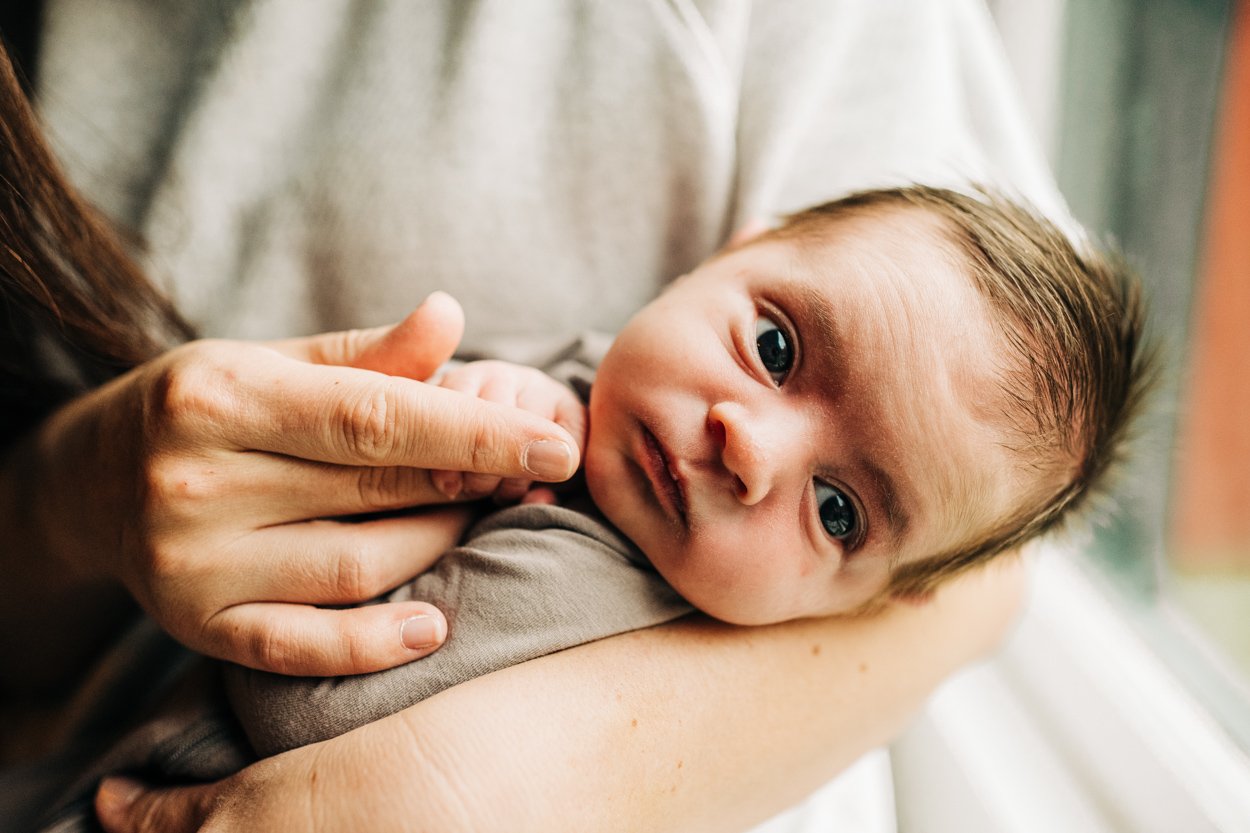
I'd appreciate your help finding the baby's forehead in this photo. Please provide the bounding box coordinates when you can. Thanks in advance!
[763,207,985,314]
[769,202,959,254]
[781,212,1046,540]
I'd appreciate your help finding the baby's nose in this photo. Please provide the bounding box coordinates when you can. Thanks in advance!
[707,401,790,505]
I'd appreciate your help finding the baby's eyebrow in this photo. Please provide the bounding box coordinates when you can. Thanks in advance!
[859,455,909,545]
[789,279,911,553]
[792,281,842,358]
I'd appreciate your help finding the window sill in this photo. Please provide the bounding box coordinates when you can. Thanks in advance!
[892,548,1250,833]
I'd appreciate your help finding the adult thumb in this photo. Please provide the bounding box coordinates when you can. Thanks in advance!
[276,291,466,379]
[95,776,216,833]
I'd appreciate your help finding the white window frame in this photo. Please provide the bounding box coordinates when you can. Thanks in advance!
[892,550,1250,833]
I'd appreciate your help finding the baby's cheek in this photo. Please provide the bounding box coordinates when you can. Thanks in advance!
[673,535,793,624]
[822,556,898,616]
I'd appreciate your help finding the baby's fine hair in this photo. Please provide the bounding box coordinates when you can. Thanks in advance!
[768,185,1156,598]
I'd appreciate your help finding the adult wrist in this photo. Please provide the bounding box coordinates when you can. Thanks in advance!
[4,394,118,586]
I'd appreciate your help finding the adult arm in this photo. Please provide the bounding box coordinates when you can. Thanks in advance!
[97,556,1026,833]
[0,293,583,697]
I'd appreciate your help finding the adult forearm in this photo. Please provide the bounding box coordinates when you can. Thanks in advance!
[292,558,1027,832]
[95,558,1026,832]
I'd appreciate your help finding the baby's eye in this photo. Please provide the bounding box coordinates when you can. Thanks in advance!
[815,481,857,541]
[755,315,793,384]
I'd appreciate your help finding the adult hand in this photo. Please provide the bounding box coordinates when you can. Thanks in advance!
[24,292,581,676]
[95,767,309,833]
[94,732,418,833]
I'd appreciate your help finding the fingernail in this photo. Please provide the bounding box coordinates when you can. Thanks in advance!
[434,471,462,499]
[97,776,143,814]
[100,777,143,806]
[400,614,446,650]
[523,439,573,480]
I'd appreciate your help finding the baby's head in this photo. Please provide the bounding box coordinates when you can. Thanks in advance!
[584,185,1153,624]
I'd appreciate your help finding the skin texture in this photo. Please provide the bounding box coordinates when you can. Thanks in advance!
[402,211,1033,628]
[0,292,583,695]
[6,231,1032,831]
[94,556,1027,833]
[83,217,1038,831]
[588,211,1029,623]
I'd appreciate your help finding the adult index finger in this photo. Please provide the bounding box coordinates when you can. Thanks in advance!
[239,359,579,481]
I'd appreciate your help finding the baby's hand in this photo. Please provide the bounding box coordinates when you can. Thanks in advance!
[431,361,587,501]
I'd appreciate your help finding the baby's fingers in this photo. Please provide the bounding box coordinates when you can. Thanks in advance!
[521,487,559,506]
[430,469,464,500]
[437,362,521,404]
[436,368,522,497]
[491,477,533,503]
[429,468,522,501]
[517,379,587,452]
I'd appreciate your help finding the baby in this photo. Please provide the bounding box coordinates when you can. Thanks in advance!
[224,184,1152,757]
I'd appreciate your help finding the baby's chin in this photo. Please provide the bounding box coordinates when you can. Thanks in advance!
[663,567,879,625]
[653,570,797,626]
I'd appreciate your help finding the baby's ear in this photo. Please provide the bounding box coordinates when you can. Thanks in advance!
[726,217,770,249]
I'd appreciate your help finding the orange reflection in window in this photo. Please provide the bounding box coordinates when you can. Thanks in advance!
[1171,1,1250,572]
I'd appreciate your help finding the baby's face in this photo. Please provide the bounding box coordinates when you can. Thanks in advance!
[585,209,1031,624]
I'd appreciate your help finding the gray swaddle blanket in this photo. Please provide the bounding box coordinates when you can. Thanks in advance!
[228,500,693,757]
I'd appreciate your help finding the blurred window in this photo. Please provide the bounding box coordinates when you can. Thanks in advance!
[1053,0,1250,748]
